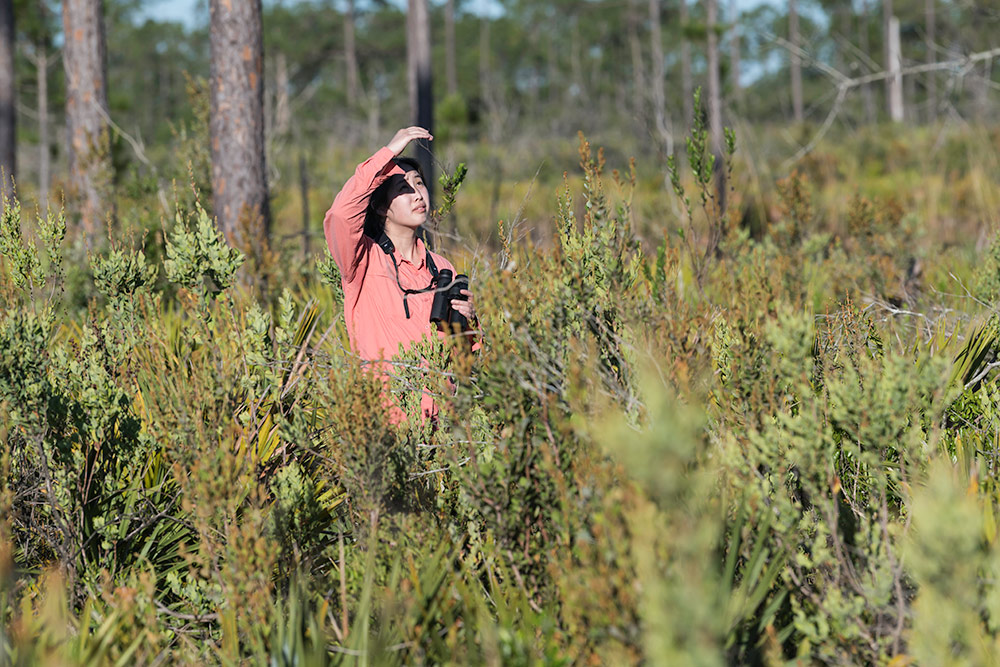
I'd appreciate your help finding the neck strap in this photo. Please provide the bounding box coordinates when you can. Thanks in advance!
[377,233,439,318]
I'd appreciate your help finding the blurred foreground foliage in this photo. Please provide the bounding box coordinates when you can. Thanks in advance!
[5,130,1000,665]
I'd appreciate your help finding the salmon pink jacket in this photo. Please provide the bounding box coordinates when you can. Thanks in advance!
[323,146,459,418]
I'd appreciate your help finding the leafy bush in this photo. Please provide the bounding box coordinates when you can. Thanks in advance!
[4,126,1000,665]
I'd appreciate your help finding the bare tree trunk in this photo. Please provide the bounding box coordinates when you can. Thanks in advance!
[479,16,490,104]
[445,0,457,97]
[344,0,358,107]
[859,0,876,124]
[925,0,936,122]
[882,0,904,122]
[706,0,722,155]
[648,0,672,156]
[275,51,290,138]
[974,60,991,121]
[679,0,693,130]
[627,0,645,125]
[546,31,558,108]
[63,0,110,237]
[706,0,726,213]
[299,153,309,261]
[789,0,803,123]
[480,16,504,141]
[366,65,381,147]
[570,17,583,98]
[209,0,270,241]
[38,45,49,208]
[0,0,14,199]
[729,0,742,109]
[407,0,433,206]
[886,14,904,122]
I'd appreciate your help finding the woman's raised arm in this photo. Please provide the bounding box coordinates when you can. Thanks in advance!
[323,128,433,284]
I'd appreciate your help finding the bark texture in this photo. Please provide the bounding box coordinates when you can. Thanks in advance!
[0,0,14,198]
[63,0,110,236]
[209,0,270,241]
[407,0,433,204]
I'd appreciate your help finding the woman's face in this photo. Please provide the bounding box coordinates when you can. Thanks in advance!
[382,168,429,231]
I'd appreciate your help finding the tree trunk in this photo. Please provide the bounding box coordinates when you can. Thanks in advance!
[38,44,49,208]
[886,14,904,122]
[974,59,991,121]
[479,16,490,105]
[366,65,381,146]
[626,0,645,125]
[0,0,14,199]
[344,0,358,107]
[706,0,722,155]
[407,0,433,207]
[859,0,876,124]
[275,51,290,138]
[729,0,742,109]
[679,0,693,129]
[479,16,504,141]
[648,0,672,156]
[445,0,457,97]
[789,0,803,123]
[209,0,270,242]
[63,0,109,237]
[570,17,583,98]
[925,0,936,122]
[883,0,904,122]
[299,153,309,261]
[546,30,558,109]
[706,0,726,214]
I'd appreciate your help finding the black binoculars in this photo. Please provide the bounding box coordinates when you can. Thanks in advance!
[430,269,469,331]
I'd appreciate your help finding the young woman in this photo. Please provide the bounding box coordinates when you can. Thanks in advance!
[323,127,476,420]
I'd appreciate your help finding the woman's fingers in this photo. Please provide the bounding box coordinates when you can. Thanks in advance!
[451,299,475,321]
[387,127,433,155]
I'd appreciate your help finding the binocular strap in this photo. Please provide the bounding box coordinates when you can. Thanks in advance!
[377,232,440,320]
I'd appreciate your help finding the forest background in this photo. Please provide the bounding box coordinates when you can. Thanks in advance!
[4,0,1000,664]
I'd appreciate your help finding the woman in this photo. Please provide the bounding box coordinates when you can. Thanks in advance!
[323,127,476,421]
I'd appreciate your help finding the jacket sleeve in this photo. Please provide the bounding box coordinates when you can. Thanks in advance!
[323,147,402,284]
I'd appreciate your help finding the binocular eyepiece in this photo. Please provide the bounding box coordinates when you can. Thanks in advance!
[430,269,469,331]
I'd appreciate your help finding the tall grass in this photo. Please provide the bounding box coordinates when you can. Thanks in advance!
[4,122,1000,664]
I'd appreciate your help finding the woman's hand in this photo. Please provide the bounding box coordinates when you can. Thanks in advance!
[386,127,433,156]
[451,289,476,325]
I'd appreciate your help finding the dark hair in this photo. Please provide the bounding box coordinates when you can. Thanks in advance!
[363,157,426,240]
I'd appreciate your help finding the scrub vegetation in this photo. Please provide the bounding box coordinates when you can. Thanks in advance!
[5,103,1000,664]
